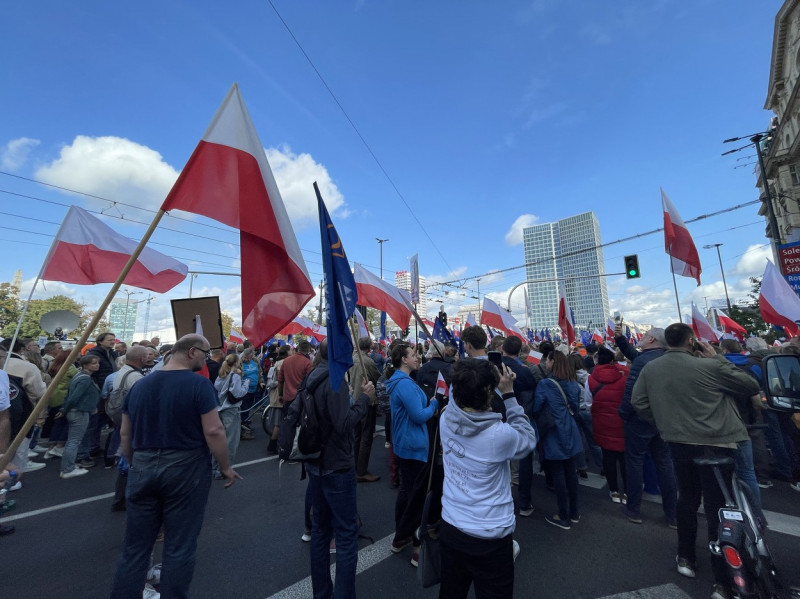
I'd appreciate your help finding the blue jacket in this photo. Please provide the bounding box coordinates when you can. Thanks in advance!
[387,370,438,461]
[533,376,582,461]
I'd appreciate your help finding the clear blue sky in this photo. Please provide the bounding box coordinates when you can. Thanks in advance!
[0,1,783,338]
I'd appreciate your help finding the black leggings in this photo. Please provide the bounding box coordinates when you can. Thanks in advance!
[602,448,626,493]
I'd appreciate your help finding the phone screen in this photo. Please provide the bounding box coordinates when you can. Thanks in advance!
[488,351,503,372]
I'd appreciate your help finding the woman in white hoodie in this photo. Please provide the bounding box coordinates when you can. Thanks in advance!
[439,358,538,599]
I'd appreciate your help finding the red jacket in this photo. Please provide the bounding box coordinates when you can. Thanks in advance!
[588,364,629,452]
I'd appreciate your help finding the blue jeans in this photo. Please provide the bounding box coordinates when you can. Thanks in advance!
[211,407,240,476]
[61,411,90,473]
[623,420,677,519]
[574,408,603,470]
[308,468,359,599]
[735,439,762,512]
[110,448,212,599]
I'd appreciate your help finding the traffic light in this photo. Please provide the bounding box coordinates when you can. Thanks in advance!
[439,310,447,327]
[624,255,640,279]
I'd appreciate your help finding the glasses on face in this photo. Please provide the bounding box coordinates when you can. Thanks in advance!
[191,346,211,358]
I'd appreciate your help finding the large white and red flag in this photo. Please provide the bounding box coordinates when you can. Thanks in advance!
[716,308,747,340]
[353,263,412,331]
[558,286,576,345]
[662,189,701,285]
[481,296,525,340]
[40,205,187,292]
[759,260,800,337]
[354,308,370,339]
[160,84,314,346]
[228,328,244,344]
[605,319,615,339]
[691,302,719,343]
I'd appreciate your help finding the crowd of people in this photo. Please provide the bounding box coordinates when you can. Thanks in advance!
[1,322,800,599]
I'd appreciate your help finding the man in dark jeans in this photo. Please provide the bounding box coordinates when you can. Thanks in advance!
[110,334,241,598]
[306,339,372,599]
[349,336,381,482]
[632,323,760,599]
[615,326,677,526]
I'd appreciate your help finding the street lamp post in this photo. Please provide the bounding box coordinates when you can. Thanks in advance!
[376,238,389,280]
[703,243,732,312]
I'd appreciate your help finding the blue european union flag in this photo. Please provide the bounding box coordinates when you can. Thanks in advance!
[431,317,453,345]
[526,328,535,344]
[580,330,592,346]
[625,325,632,340]
[380,311,387,341]
[316,182,357,391]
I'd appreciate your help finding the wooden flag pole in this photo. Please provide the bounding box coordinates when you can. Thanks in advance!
[668,242,683,322]
[348,316,368,377]
[0,209,168,472]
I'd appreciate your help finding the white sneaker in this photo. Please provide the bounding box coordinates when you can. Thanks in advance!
[142,583,161,599]
[9,481,21,492]
[46,446,64,458]
[60,468,88,479]
[27,450,40,459]
[512,539,520,561]
[301,532,311,542]
[23,461,46,473]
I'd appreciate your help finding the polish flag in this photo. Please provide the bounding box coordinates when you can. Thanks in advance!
[759,260,800,337]
[160,84,314,347]
[557,287,575,345]
[465,312,477,328]
[481,296,525,339]
[228,328,244,344]
[354,308,370,339]
[435,371,449,400]
[716,309,747,340]
[691,302,719,343]
[662,189,701,285]
[592,329,604,344]
[40,205,187,292]
[280,316,327,341]
[353,263,412,330]
[606,319,615,339]
[526,350,543,365]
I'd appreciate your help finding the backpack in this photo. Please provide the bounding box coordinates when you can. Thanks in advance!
[8,374,32,439]
[107,369,138,427]
[277,370,329,463]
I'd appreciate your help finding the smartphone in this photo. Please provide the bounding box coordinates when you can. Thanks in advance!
[488,351,503,372]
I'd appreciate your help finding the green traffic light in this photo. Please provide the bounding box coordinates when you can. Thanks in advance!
[628,270,636,276]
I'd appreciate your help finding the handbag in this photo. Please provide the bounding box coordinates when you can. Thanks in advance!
[417,418,442,588]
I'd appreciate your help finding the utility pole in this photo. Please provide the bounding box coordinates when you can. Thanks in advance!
[703,243,732,312]
[142,295,155,338]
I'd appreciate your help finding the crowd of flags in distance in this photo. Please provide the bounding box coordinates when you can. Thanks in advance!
[26,84,800,384]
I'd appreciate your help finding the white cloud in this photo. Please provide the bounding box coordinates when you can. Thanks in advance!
[1,137,40,170]
[33,137,346,231]
[731,244,771,277]
[265,145,347,227]
[35,136,179,212]
[505,214,539,245]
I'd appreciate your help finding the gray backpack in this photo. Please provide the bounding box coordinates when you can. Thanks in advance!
[107,369,137,427]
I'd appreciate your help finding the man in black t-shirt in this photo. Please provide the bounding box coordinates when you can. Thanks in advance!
[110,334,241,598]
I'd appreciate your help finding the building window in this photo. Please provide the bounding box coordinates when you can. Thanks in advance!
[791,164,800,187]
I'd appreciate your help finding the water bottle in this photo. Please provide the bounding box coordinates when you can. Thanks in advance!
[29,425,41,450]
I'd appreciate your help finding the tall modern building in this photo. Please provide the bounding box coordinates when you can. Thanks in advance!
[108,296,139,343]
[523,211,610,330]
[395,270,427,317]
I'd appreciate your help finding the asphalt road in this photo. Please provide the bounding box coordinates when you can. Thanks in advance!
[3,429,799,599]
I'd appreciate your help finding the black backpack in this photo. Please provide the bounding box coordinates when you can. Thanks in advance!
[277,370,329,462]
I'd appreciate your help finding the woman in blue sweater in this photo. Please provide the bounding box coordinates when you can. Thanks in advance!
[533,350,583,529]
[59,355,101,479]
[386,342,438,560]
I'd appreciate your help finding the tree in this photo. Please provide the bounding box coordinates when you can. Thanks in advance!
[1,295,86,339]
[0,282,20,333]
[82,309,113,339]
[727,276,778,342]
[220,312,234,339]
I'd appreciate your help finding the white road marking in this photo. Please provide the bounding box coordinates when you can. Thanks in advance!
[2,455,277,523]
[596,583,692,598]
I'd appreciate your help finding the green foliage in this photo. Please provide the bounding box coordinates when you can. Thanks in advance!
[1,294,85,338]
[0,282,20,333]
[727,275,782,343]
[221,311,234,338]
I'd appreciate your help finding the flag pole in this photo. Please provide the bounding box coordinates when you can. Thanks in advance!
[0,209,169,472]
[668,242,683,322]
[348,316,368,376]
[408,305,446,361]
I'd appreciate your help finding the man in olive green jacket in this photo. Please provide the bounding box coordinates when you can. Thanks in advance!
[631,323,760,599]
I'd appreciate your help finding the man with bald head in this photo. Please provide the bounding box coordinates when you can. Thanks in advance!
[111,334,241,598]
